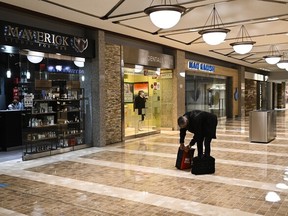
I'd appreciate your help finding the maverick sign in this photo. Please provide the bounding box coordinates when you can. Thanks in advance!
[0,21,94,58]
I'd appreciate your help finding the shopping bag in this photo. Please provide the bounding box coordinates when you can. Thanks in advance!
[175,147,195,170]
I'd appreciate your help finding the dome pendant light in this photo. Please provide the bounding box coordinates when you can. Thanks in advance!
[198,5,230,45]
[230,25,255,54]
[27,51,44,64]
[74,57,85,68]
[277,53,288,69]
[144,0,185,29]
[263,45,281,65]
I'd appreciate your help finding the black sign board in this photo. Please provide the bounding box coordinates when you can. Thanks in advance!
[123,46,174,69]
[0,20,94,58]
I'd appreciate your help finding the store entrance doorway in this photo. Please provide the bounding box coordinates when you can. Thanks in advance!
[123,66,161,138]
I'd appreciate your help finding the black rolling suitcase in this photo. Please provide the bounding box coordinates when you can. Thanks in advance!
[191,156,215,175]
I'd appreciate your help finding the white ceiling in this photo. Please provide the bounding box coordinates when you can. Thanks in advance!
[1,0,288,76]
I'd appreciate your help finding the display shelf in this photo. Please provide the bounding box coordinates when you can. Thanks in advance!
[22,80,85,160]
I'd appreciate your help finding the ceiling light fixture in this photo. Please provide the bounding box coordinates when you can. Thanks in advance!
[6,54,11,78]
[144,0,185,29]
[230,25,255,54]
[277,52,288,69]
[6,69,11,78]
[179,72,185,77]
[27,51,44,64]
[267,17,279,21]
[26,70,31,79]
[135,65,144,73]
[74,57,85,68]
[198,5,230,45]
[263,45,281,64]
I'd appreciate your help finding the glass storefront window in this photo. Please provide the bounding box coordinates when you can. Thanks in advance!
[18,53,87,160]
[185,73,226,117]
[123,66,162,138]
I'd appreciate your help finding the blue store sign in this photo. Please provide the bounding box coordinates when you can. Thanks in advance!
[188,61,215,73]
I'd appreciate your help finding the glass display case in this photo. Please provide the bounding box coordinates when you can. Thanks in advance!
[21,57,87,160]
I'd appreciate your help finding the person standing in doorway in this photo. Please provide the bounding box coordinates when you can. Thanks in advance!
[134,90,147,131]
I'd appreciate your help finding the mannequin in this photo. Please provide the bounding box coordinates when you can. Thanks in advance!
[134,90,147,130]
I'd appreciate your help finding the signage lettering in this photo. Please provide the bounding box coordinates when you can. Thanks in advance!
[1,21,94,58]
[148,55,161,63]
[188,61,215,72]
[123,47,174,69]
[5,25,72,48]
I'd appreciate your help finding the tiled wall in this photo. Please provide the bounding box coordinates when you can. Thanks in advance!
[245,79,257,116]
[104,43,122,144]
[276,82,285,109]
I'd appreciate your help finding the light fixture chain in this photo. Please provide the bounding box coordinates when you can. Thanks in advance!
[202,5,227,30]
[234,25,253,43]
[214,6,226,28]
[151,0,178,6]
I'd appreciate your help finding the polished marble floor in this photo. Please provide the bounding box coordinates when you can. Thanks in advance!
[1,110,288,215]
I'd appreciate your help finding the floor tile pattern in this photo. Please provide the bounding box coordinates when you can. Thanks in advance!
[1,111,288,215]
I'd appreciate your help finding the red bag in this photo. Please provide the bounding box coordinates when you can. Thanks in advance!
[175,147,195,170]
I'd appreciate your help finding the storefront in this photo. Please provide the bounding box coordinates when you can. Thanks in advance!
[184,59,239,118]
[0,19,95,160]
[122,46,174,138]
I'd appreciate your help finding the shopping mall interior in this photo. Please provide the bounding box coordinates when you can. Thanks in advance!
[1,1,288,215]
[1,110,288,215]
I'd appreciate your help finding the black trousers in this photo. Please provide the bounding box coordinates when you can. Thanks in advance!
[196,137,212,157]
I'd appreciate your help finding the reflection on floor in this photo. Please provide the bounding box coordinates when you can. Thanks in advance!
[1,110,288,215]
[125,126,158,138]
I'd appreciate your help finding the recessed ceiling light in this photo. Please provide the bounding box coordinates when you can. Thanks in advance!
[267,17,279,21]
[189,28,199,32]
[259,68,271,71]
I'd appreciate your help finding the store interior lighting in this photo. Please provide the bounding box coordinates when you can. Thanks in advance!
[6,69,11,78]
[144,0,185,29]
[74,57,85,67]
[156,68,161,76]
[198,5,230,45]
[26,70,31,79]
[6,54,11,78]
[230,25,255,54]
[27,51,44,64]
[135,65,144,73]
[179,72,185,77]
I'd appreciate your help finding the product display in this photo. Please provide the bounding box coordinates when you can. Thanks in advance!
[22,79,85,160]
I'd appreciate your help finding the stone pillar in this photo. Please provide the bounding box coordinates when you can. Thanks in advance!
[104,43,122,144]
[172,50,186,130]
[84,30,106,147]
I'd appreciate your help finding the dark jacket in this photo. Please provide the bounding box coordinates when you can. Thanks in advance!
[179,110,217,143]
[134,95,146,110]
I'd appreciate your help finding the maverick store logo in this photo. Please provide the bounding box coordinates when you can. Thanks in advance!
[2,22,90,56]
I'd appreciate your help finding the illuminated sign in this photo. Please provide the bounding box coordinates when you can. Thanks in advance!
[0,21,94,58]
[188,61,215,72]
